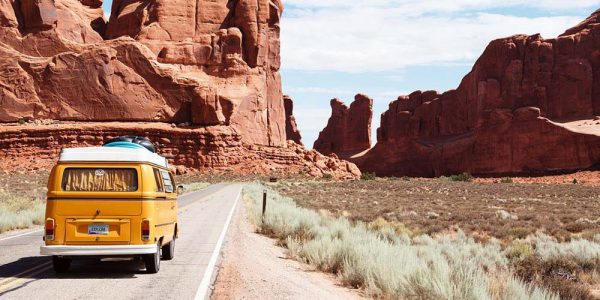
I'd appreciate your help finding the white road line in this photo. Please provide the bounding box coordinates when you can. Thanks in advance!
[0,229,43,242]
[194,185,242,300]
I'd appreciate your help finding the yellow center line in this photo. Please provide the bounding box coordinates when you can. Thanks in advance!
[0,265,52,292]
[0,261,52,286]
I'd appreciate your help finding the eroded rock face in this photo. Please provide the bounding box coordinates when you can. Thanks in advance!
[360,9,600,176]
[284,95,302,145]
[0,0,286,147]
[314,94,373,157]
[0,122,359,179]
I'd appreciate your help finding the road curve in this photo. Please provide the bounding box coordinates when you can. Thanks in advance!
[0,183,243,300]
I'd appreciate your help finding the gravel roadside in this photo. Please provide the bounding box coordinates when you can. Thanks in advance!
[211,201,364,300]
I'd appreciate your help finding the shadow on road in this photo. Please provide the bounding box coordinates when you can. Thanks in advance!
[0,256,147,280]
[0,256,147,297]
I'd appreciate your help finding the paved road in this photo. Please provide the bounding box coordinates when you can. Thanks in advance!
[0,183,243,300]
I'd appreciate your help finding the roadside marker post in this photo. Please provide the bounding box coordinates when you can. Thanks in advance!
[262,190,267,219]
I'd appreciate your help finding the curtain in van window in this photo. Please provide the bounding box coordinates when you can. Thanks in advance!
[62,168,138,192]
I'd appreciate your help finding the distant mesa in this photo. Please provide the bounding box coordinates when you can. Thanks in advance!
[313,94,373,158]
[284,95,303,145]
[314,9,600,177]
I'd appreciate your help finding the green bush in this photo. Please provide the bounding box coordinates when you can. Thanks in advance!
[360,172,376,181]
[322,173,333,180]
[500,177,514,183]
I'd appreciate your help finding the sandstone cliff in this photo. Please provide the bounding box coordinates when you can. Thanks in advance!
[315,10,600,177]
[0,0,360,178]
[313,94,373,157]
[0,0,284,147]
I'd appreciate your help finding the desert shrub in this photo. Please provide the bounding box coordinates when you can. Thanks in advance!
[564,221,590,233]
[500,177,514,183]
[426,211,440,219]
[573,178,579,185]
[360,172,376,181]
[0,190,46,233]
[506,243,535,262]
[368,217,413,238]
[514,256,592,300]
[502,227,533,240]
[244,183,558,300]
[448,172,473,182]
[496,210,518,221]
[322,173,333,180]
[525,233,600,269]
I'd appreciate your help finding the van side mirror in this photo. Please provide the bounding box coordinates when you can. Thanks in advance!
[177,185,185,195]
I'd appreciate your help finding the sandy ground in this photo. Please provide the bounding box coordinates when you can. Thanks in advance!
[553,117,600,136]
[211,202,364,300]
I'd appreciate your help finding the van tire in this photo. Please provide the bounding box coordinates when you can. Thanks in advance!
[52,256,71,273]
[144,242,161,273]
[162,238,175,261]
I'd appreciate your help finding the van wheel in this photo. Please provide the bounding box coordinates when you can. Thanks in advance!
[52,256,71,273]
[162,238,175,261]
[143,242,161,274]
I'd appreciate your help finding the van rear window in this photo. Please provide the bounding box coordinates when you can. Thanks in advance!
[61,168,138,192]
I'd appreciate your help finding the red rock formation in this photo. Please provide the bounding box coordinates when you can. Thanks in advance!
[0,0,360,178]
[0,0,285,147]
[0,122,360,179]
[360,9,600,176]
[284,95,302,145]
[313,94,373,157]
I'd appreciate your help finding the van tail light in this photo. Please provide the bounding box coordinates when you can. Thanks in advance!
[45,219,55,241]
[141,219,150,241]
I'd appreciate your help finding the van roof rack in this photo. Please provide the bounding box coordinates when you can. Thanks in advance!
[59,147,169,168]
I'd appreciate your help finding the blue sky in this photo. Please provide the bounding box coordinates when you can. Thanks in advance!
[102,1,599,147]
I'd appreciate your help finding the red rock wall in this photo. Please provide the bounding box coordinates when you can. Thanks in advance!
[0,122,360,178]
[359,9,600,176]
[0,0,286,147]
[313,94,373,157]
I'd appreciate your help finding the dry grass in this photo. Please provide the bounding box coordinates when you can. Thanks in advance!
[274,178,600,242]
[270,177,600,299]
[245,183,560,300]
[0,171,48,233]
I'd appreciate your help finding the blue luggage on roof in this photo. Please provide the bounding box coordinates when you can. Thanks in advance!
[103,136,157,153]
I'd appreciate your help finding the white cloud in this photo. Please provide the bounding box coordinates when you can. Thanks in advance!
[281,1,597,72]
[284,0,600,11]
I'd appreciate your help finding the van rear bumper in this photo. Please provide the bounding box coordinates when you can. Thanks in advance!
[40,244,157,256]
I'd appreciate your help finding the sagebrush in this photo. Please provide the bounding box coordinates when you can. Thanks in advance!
[244,183,560,300]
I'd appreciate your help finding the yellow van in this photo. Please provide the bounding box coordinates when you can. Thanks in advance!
[40,140,178,274]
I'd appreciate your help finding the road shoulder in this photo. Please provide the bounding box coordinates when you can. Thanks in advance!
[211,197,364,300]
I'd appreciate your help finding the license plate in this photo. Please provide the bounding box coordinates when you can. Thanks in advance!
[88,224,109,235]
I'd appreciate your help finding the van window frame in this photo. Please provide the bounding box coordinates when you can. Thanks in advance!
[153,168,165,193]
[60,167,140,193]
[159,169,174,193]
